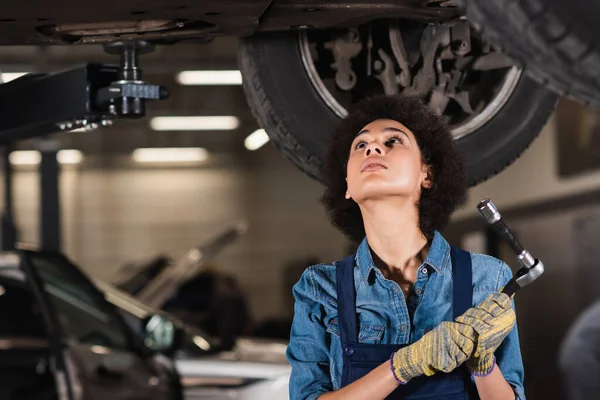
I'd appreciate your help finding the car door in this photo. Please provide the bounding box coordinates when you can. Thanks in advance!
[22,250,174,400]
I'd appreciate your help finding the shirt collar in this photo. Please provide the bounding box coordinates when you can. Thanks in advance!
[355,230,451,283]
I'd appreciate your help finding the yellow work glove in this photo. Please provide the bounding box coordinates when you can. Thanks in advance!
[455,292,516,376]
[390,321,476,384]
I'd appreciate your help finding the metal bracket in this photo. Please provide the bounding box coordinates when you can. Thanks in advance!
[325,29,363,91]
[0,40,169,143]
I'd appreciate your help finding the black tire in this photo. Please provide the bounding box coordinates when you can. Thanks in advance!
[465,0,600,109]
[238,32,558,186]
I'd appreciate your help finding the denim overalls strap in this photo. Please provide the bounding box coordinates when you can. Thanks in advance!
[335,246,475,399]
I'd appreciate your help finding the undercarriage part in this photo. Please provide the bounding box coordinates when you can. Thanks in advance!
[102,40,169,118]
[374,49,399,95]
[0,1,461,45]
[0,40,168,142]
[37,19,216,44]
[301,19,532,139]
[325,29,362,91]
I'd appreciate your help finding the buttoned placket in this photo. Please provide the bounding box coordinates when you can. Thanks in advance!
[406,265,431,322]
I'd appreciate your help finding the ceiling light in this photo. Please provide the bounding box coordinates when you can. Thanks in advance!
[8,149,83,165]
[57,149,83,165]
[149,116,239,131]
[244,129,270,151]
[132,147,210,163]
[9,151,40,166]
[176,70,242,85]
[1,72,28,84]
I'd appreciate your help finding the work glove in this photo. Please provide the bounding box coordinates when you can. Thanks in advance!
[455,292,516,376]
[390,321,475,384]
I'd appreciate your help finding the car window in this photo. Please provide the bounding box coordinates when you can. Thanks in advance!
[25,251,131,350]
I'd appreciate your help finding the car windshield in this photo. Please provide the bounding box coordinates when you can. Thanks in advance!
[24,251,134,350]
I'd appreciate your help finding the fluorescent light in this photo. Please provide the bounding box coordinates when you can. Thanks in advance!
[176,70,242,85]
[244,129,270,151]
[57,149,83,164]
[1,72,27,83]
[9,151,41,165]
[150,116,239,131]
[8,149,83,165]
[132,147,210,163]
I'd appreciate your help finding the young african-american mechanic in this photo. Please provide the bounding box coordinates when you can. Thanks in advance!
[286,95,525,400]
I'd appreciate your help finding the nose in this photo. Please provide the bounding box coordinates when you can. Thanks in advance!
[366,142,383,156]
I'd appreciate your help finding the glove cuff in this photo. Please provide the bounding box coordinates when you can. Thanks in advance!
[390,352,409,385]
[469,355,496,377]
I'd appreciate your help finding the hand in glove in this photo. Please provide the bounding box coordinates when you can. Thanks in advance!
[455,292,516,376]
[390,321,475,384]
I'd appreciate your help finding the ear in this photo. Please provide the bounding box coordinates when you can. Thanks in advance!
[422,165,434,189]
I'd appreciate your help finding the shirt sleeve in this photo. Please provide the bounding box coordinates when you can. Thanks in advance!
[286,267,334,400]
[493,261,526,400]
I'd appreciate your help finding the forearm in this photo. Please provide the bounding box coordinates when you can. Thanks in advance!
[474,364,516,400]
[318,360,399,400]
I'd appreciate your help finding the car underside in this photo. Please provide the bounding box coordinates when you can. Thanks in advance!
[0,0,598,187]
[0,1,460,45]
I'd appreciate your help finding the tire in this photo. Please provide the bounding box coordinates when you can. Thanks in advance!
[238,32,558,186]
[465,0,600,109]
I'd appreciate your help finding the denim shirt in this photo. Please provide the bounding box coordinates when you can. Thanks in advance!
[286,231,525,400]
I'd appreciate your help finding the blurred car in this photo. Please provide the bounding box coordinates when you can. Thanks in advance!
[95,280,291,400]
[0,247,182,400]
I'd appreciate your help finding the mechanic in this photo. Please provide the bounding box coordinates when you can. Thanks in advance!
[286,95,525,399]
[559,298,600,400]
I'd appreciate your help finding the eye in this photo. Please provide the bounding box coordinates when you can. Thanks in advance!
[353,141,367,150]
[385,136,403,147]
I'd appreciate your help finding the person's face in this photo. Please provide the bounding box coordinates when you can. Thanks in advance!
[345,119,432,204]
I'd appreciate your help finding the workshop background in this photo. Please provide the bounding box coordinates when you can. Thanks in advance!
[2,37,600,399]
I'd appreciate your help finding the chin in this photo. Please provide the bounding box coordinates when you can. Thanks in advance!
[353,186,414,203]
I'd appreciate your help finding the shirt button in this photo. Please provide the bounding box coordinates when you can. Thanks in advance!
[422,267,428,274]
[415,289,422,295]
[393,286,399,294]
[344,345,354,356]
[400,324,407,333]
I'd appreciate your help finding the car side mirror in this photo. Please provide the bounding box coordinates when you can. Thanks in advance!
[143,314,177,353]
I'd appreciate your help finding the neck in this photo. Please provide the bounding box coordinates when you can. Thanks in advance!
[360,199,429,276]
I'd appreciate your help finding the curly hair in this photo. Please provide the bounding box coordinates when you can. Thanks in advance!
[320,94,467,243]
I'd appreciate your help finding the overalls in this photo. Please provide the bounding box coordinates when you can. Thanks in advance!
[336,246,477,399]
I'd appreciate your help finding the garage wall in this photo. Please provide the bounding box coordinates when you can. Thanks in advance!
[2,146,349,323]
[454,114,600,220]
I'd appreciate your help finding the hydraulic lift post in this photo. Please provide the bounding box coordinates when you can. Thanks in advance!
[0,144,17,251]
[38,139,61,251]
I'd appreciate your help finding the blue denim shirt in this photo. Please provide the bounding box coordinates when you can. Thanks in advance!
[286,231,525,400]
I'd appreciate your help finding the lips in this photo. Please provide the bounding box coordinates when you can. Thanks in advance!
[361,158,387,172]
